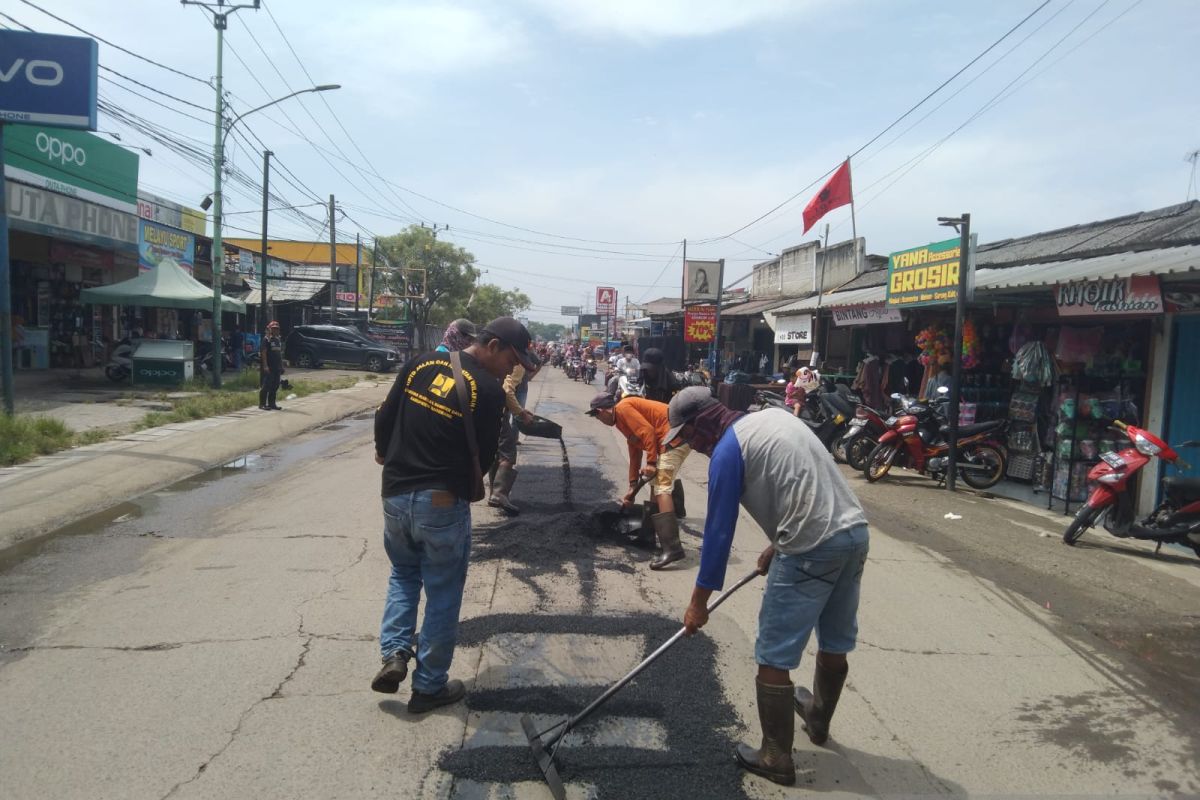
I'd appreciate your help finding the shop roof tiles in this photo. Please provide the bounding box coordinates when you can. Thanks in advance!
[239,264,329,304]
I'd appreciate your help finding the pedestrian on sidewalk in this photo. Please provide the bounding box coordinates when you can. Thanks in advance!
[258,322,284,411]
[230,325,245,371]
[586,393,690,570]
[664,387,870,786]
[371,317,535,714]
[488,355,541,515]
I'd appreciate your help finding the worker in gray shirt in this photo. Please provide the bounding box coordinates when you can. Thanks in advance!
[663,387,871,787]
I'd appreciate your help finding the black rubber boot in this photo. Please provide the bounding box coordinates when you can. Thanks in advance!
[794,659,848,745]
[648,511,684,570]
[487,464,519,515]
[735,678,796,785]
[671,479,686,518]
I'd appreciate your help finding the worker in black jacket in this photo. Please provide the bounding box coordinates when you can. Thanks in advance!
[369,317,535,714]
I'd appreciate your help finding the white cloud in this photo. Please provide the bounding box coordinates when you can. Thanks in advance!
[520,0,821,40]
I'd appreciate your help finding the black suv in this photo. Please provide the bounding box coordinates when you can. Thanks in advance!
[284,325,400,372]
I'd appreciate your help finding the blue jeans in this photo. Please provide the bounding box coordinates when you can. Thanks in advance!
[755,524,870,670]
[379,490,471,694]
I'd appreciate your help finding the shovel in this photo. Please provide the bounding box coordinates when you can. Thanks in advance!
[520,568,761,800]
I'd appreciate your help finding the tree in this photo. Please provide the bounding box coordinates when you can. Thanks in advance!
[447,284,531,326]
[527,322,566,341]
[374,225,477,348]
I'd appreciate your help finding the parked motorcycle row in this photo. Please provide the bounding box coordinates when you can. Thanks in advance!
[753,377,1200,560]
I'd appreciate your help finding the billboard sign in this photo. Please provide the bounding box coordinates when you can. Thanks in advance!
[138,219,195,274]
[3,124,138,212]
[578,313,600,328]
[1056,275,1162,317]
[6,180,137,247]
[0,30,98,129]
[684,305,716,343]
[832,303,903,326]
[367,321,413,349]
[137,191,206,236]
[774,314,812,345]
[596,286,617,315]
[560,305,582,316]
[885,238,965,308]
[684,260,720,303]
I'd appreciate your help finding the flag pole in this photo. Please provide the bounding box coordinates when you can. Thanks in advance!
[847,156,860,276]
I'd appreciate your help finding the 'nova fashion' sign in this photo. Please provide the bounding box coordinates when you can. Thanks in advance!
[1056,275,1163,317]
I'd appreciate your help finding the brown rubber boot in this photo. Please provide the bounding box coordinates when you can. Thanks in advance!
[487,464,519,515]
[794,659,848,745]
[735,678,796,785]
[648,511,684,570]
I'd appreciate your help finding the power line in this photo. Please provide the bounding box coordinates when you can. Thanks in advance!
[17,0,213,86]
[694,0,1054,245]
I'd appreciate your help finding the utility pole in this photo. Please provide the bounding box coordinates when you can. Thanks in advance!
[710,259,726,378]
[328,194,337,323]
[366,241,379,322]
[354,233,361,317]
[938,213,972,492]
[1,123,12,414]
[184,0,260,389]
[259,149,272,334]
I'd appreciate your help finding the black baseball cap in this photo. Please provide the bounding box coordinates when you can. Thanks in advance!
[482,317,536,370]
[585,391,618,416]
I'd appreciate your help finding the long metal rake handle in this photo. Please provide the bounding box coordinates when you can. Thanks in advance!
[545,568,761,748]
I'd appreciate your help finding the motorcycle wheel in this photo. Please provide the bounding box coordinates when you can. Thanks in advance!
[105,365,126,382]
[1063,504,1102,546]
[958,444,1006,489]
[846,436,876,472]
[864,441,899,482]
[831,433,849,463]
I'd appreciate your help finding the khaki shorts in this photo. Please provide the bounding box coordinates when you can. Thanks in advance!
[652,443,691,495]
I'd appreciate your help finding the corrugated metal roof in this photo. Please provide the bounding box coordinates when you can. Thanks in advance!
[719,297,796,317]
[976,201,1200,267]
[239,264,331,304]
[770,244,1200,317]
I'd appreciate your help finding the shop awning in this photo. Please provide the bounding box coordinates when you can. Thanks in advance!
[81,257,246,313]
[718,297,797,317]
[241,276,325,303]
[770,285,886,316]
[975,244,1200,292]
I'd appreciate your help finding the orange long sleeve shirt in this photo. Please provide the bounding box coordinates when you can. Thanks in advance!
[612,397,671,484]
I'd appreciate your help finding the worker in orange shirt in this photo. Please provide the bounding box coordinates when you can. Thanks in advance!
[586,392,690,570]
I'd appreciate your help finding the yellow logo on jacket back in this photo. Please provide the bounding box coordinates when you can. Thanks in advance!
[429,373,455,398]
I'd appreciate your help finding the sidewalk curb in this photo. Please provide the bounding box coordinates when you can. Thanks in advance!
[0,381,390,557]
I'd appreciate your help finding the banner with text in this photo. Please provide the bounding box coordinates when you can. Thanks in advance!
[832,303,903,326]
[684,305,716,343]
[138,219,194,273]
[886,238,963,308]
[774,314,812,345]
[1056,275,1162,317]
[596,286,617,315]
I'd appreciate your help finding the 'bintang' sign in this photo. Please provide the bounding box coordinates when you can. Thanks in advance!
[885,238,961,308]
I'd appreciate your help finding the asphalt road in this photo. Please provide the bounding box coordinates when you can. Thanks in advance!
[0,366,1196,798]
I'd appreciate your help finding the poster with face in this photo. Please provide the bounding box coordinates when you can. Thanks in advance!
[683,260,720,303]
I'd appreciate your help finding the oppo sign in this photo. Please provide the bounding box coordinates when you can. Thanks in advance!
[36,131,86,166]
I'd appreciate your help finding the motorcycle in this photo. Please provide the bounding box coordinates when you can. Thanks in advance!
[565,357,581,381]
[863,388,1008,489]
[1062,420,1200,557]
[105,336,137,382]
[583,358,598,384]
[843,399,902,472]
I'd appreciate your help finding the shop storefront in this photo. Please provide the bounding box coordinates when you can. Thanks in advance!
[4,125,140,368]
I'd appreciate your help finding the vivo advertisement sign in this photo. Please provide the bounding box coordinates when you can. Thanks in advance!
[0,30,99,130]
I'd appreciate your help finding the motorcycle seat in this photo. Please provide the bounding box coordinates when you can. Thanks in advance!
[937,419,1005,437]
[1163,476,1200,498]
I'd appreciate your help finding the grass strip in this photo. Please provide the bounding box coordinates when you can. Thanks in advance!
[0,415,75,466]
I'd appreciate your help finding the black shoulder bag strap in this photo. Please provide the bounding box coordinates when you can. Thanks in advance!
[449,351,487,502]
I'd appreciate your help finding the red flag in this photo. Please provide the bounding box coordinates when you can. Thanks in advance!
[802,160,853,234]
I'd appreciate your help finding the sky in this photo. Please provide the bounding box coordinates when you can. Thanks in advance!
[6,0,1199,322]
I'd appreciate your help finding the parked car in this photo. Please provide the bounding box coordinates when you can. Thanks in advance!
[284,325,399,371]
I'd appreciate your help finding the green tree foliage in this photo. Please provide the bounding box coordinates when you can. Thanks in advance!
[373,225,478,347]
[527,321,566,341]
[447,284,531,326]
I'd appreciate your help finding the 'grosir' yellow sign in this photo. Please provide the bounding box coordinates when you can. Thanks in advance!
[886,238,961,308]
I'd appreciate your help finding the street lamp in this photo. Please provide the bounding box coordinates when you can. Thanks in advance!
[206,83,340,387]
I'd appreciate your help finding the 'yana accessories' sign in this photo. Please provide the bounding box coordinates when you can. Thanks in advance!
[832,303,903,326]
[1056,275,1162,317]
[885,238,964,308]
[773,314,812,345]
[684,305,716,342]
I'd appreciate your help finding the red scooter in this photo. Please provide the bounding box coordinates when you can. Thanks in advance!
[1062,420,1200,557]
[863,389,1008,489]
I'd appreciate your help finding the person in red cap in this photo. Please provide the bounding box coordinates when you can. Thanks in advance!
[259,321,284,410]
